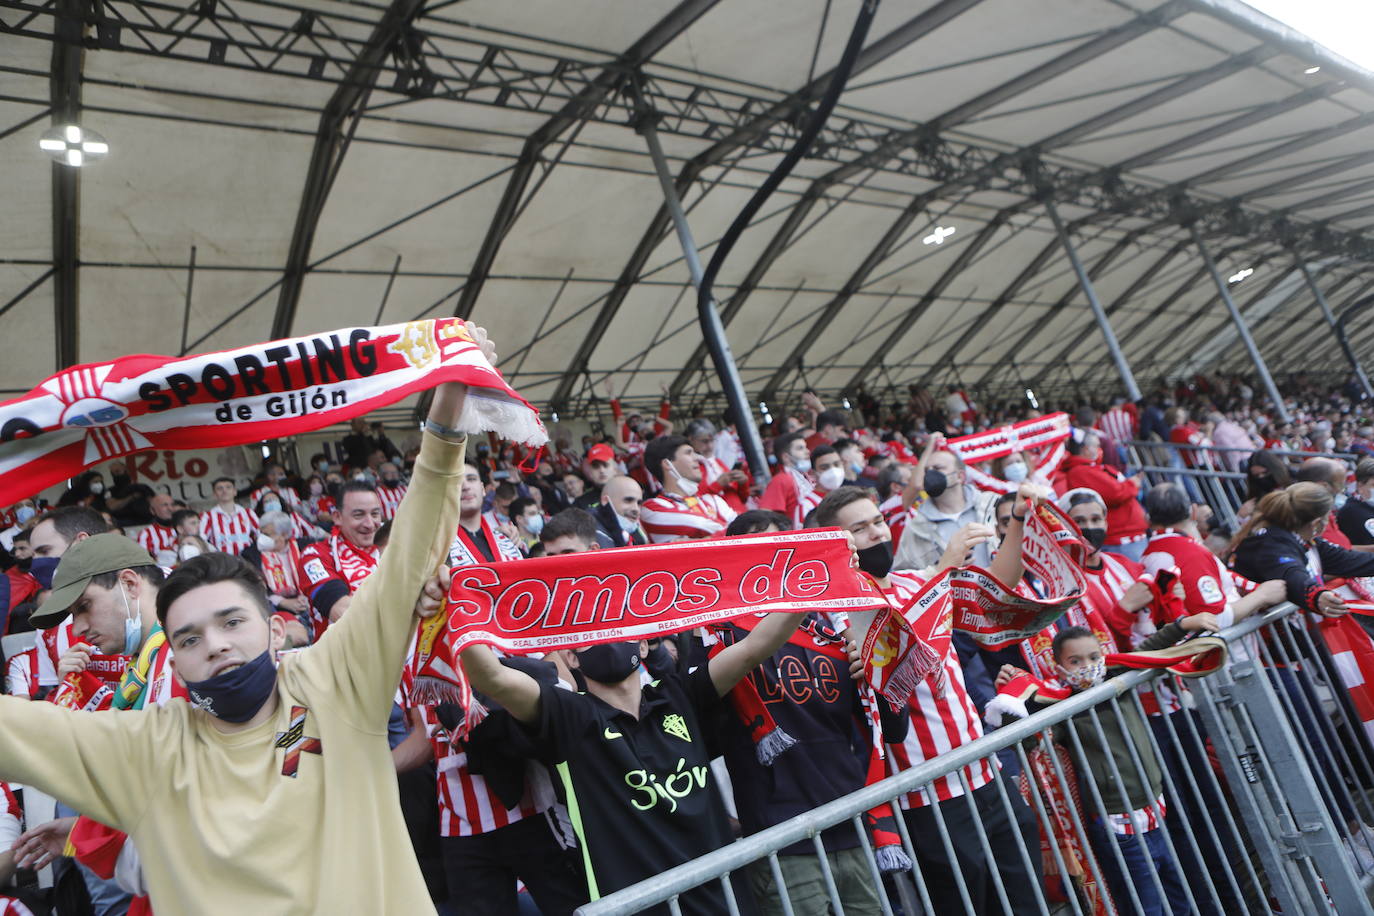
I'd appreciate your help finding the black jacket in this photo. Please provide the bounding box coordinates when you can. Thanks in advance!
[1232,528,1374,612]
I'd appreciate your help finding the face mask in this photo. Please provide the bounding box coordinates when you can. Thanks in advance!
[856,540,894,578]
[667,461,699,497]
[381,478,399,488]
[1056,658,1106,690]
[924,469,948,498]
[178,544,202,561]
[794,458,812,473]
[118,585,142,656]
[315,462,329,472]
[263,501,282,514]
[1003,461,1028,483]
[30,556,59,590]
[575,642,641,684]
[1335,493,1348,510]
[89,482,105,495]
[256,533,278,552]
[817,466,846,491]
[1079,527,1108,551]
[184,649,278,723]
[617,513,639,534]
[15,505,35,524]
[525,514,545,536]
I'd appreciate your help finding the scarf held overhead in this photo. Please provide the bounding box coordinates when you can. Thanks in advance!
[864,502,1088,707]
[0,318,546,505]
[412,530,888,705]
[947,412,1071,494]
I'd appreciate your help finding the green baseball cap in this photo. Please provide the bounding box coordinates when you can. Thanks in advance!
[29,534,156,629]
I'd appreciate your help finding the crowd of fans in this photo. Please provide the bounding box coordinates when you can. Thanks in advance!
[2,365,1374,916]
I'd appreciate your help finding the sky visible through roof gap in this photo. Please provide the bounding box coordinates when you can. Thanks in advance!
[1241,0,1374,73]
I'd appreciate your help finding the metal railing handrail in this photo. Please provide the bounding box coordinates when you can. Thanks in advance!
[574,603,1301,915]
[1135,464,1246,481]
[1126,439,1357,462]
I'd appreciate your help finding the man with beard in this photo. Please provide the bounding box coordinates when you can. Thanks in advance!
[0,328,494,913]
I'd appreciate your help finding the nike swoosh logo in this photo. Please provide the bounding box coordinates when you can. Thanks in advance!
[603,727,622,740]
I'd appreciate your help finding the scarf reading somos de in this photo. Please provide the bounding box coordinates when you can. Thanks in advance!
[0,318,547,505]
[410,530,888,714]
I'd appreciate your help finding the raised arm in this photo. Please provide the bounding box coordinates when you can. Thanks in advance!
[987,483,1044,587]
[903,432,945,511]
[708,613,803,696]
[295,323,493,727]
[459,644,542,724]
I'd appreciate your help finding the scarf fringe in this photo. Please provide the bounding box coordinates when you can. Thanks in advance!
[411,676,489,737]
[874,844,913,874]
[456,391,548,447]
[756,727,798,766]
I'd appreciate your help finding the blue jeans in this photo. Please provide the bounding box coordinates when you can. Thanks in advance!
[1087,818,1192,916]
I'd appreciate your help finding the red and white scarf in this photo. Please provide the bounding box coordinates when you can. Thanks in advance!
[947,413,1071,494]
[0,318,546,505]
[330,534,379,592]
[260,542,302,595]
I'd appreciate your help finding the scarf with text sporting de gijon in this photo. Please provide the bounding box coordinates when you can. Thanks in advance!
[0,318,546,505]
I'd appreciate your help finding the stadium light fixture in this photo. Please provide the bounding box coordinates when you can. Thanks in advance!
[1024,388,1040,409]
[38,124,109,167]
[550,410,559,423]
[1228,267,1255,284]
[923,226,956,246]
[842,398,851,409]
[1304,65,1321,74]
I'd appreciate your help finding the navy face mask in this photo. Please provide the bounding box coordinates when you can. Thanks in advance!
[30,556,59,590]
[184,650,278,723]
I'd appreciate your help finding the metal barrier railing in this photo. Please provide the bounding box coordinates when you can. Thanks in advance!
[576,604,1374,915]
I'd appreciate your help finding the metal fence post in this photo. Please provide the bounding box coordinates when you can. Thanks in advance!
[1300,260,1374,399]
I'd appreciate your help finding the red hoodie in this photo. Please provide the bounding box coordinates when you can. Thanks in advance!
[1061,453,1148,544]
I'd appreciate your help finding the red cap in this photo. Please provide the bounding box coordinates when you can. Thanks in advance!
[586,443,615,464]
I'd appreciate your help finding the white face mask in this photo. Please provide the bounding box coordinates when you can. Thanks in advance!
[1056,658,1106,690]
[817,466,845,491]
[118,586,142,656]
[256,533,278,552]
[1003,461,1028,483]
[667,460,699,497]
[178,544,202,561]
[89,481,105,495]
[794,458,812,473]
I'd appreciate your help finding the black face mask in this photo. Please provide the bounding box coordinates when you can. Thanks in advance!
[1249,474,1278,498]
[924,469,948,498]
[576,642,641,684]
[1079,527,1108,551]
[856,540,894,578]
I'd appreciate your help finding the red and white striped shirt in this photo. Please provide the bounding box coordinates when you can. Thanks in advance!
[1097,407,1137,446]
[1083,552,1182,716]
[0,784,26,916]
[639,492,736,543]
[297,534,379,638]
[376,483,407,520]
[37,621,76,687]
[878,493,913,546]
[758,468,821,528]
[6,648,37,698]
[136,522,180,559]
[433,718,542,837]
[199,503,259,556]
[882,570,996,808]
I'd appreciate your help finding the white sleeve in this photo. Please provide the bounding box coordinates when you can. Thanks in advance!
[0,809,19,849]
[1140,551,1173,577]
[113,837,147,896]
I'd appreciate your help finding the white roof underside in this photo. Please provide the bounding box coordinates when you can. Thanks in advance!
[3,0,1373,421]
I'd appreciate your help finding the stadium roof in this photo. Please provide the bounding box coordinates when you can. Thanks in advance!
[3,0,1374,420]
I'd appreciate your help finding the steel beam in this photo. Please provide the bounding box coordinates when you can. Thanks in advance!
[270,0,427,340]
[453,0,719,320]
[1238,269,1362,374]
[821,214,1008,398]
[1016,233,1165,387]
[1247,151,1374,202]
[1163,267,1296,378]
[1269,280,1374,375]
[1191,225,1288,419]
[1047,199,1141,400]
[49,0,82,369]
[1297,266,1374,396]
[1181,111,1374,189]
[910,235,1063,389]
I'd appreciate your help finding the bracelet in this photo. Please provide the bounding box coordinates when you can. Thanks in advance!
[423,419,467,443]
